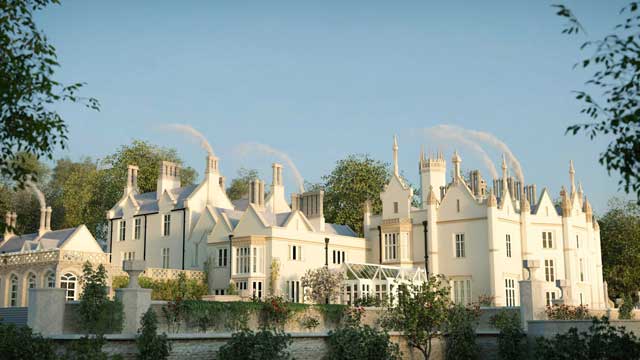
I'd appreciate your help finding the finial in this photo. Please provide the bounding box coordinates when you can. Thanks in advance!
[426,185,438,205]
[487,189,497,207]
[569,160,575,174]
[393,135,399,176]
[393,135,398,150]
[502,154,507,170]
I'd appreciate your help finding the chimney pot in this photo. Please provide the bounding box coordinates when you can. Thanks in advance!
[45,206,52,231]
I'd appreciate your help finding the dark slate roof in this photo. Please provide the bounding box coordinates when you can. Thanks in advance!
[231,198,250,212]
[324,223,357,237]
[0,227,78,254]
[130,185,199,215]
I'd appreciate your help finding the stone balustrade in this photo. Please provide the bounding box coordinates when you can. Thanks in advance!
[0,249,109,268]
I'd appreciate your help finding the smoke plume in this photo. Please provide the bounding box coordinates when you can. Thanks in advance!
[161,124,215,156]
[234,143,305,193]
[26,180,46,209]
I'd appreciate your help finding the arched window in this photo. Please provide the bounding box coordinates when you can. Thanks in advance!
[26,273,37,303]
[46,272,56,288]
[60,273,77,301]
[9,275,18,307]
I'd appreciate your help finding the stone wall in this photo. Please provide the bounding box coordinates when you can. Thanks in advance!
[51,332,501,360]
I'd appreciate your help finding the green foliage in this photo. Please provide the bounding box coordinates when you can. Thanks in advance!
[61,335,121,360]
[0,0,99,187]
[555,3,640,200]
[599,198,640,299]
[112,274,207,301]
[79,262,123,335]
[381,275,452,360]
[534,317,640,359]
[545,304,590,320]
[227,281,238,295]
[322,154,391,236]
[136,309,171,360]
[300,314,320,330]
[260,296,295,329]
[216,329,292,360]
[325,325,401,360]
[300,267,344,304]
[353,295,386,307]
[342,306,365,328]
[619,294,636,320]
[445,304,480,360]
[490,310,525,360]
[226,168,259,201]
[0,323,57,360]
[317,304,347,324]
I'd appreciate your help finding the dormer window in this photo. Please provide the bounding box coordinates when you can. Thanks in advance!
[163,214,171,237]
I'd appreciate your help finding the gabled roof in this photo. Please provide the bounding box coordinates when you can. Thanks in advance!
[324,223,357,237]
[0,227,80,254]
[114,185,199,217]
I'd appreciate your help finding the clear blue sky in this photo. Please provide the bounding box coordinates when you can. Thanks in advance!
[38,0,631,214]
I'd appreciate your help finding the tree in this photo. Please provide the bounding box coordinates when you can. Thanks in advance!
[1,0,99,187]
[322,154,391,236]
[78,262,123,335]
[136,308,171,360]
[381,276,451,360]
[599,197,640,300]
[554,3,640,200]
[300,267,344,304]
[226,168,259,201]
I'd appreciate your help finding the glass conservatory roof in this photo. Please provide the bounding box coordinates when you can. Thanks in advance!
[343,262,427,282]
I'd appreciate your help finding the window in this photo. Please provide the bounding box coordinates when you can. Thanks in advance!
[163,214,171,236]
[217,248,228,267]
[252,281,263,299]
[289,245,302,261]
[333,250,347,264]
[194,242,199,266]
[122,251,135,266]
[119,220,126,241]
[576,235,580,249]
[393,202,399,213]
[26,273,36,303]
[287,280,301,303]
[580,259,585,282]
[546,291,556,306]
[9,275,18,307]
[384,233,398,261]
[544,259,555,282]
[580,293,584,305]
[505,278,516,307]
[542,231,553,248]
[455,233,465,258]
[456,199,460,212]
[60,273,77,301]
[236,281,248,291]
[161,248,170,269]
[452,279,472,305]
[236,247,250,274]
[46,272,56,288]
[214,289,225,295]
[506,234,512,258]
[252,247,260,273]
[134,218,141,240]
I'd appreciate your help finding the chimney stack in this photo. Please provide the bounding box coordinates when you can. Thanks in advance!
[291,193,300,211]
[249,179,265,208]
[266,163,291,213]
[299,190,325,231]
[126,165,139,194]
[4,211,13,238]
[156,161,181,199]
[38,207,47,236]
[219,176,226,191]
[10,212,16,232]
[45,206,52,231]
[206,155,219,176]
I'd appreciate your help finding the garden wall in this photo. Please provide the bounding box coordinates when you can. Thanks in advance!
[528,319,640,338]
[51,332,501,360]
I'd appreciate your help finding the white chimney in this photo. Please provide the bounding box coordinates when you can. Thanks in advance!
[38,207,47,236]
[45,206,52,231]
[125,165,139,194]
[219,176,226,191]
[156,161,181,200]
[4,211,13,238]
[299,190,325,232]
[249,179,265,208]
[291,193,300,211]
[266,163,291,214]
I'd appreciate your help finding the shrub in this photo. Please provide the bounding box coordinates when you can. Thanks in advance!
[535,317,640,359]
[216,329,292,360]
[260,296,294,329]
[61,335,120,360]
[136,309,171,360]
[326,325,401,360]
[300,314,320,330]
[490,310,525,360]
[477,294,495,307]
[545,304,590,320]
[113,273,207,301]
[301,267,343,304]
[79,262,123,335]
[343,306,365,327]
[619,294,636,320]
[353,295,386,307]
[162,297,185,333]
[317,304,347,325]
[0,323,57,360]
[445,304,480,360]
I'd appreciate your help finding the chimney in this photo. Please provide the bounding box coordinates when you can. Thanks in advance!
[267,163,291,213]
[291,193,300,211]
[4,212,13,238]
[249,179,265,208]
[206,155,219,176]
[38,207,47,236]
[299,190,325,232]
[45,206,52,231]
[219,176,226,191]
[125,165,139,194]
[10,212,16,232]
[156,161,181,199]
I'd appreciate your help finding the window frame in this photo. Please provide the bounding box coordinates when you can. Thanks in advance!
[455,233,465,258]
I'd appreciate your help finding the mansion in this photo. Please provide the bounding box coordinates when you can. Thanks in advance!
[0,136,605,310]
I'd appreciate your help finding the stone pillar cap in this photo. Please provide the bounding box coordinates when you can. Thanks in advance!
[123,260,146,272]
[523,259,540,269]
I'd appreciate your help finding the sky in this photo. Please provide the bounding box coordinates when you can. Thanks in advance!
[36,0,632,214]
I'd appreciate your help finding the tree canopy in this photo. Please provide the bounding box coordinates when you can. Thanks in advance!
[226,167,259,201]
[599,197,640,300]
[0,0,99,188]
[322,154,391,237]
[555,3,640,200]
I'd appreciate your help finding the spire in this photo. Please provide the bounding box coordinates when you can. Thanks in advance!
[487,189,497,207]
[520,186,530,213]
[560,185,571,217]
[569,160,576,197]
[426,185,438,205]
[583,197,593,222]
[501,154,509,196]
[393,135,399,177]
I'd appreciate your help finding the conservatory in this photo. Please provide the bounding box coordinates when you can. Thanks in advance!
[342,262,427,304]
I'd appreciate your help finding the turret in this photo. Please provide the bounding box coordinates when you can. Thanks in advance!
[419,148,446,208]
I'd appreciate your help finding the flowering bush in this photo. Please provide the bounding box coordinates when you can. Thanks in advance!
[260,296,293,329]
[545,304,590,320]
[343,306,365,327]
[301,267,343,304]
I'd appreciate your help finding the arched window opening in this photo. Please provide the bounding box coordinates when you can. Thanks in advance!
[46,272,56,288]
[26,273,37,303]
[9,275,18,307]
[60,273,77,301]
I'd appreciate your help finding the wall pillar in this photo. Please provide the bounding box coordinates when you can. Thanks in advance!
[116,260,152,334]
[27,288,65,336]
[519,260,546,331]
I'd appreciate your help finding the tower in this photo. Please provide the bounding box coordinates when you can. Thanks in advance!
[419,148,446,208]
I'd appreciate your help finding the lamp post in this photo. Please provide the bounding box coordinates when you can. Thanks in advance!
[422,221,429,278]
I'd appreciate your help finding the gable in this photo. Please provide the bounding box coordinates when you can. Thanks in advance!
[59,226,104,253]
[380,175,413,220]
[283,211,315,232]
[438,182,485,220]
[232,205,270,237]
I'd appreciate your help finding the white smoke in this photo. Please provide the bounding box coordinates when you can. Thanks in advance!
[161,124,215,156]
[429,124,524,184]
[424,127,498,179]
[26,180,46,209]
[234,142,305,193]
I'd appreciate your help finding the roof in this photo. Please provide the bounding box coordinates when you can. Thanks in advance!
[0,227,79,254]
[324,223,357,237]
[128,185,199,215]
